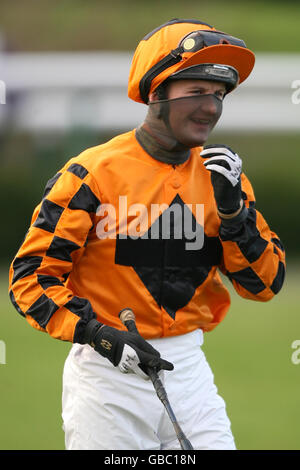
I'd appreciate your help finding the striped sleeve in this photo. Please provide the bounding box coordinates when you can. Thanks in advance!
[218,173,286,301]
[8,161,101,344]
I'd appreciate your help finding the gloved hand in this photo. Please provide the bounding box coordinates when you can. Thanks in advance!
[84,319,174,380]
[200,144,243,215]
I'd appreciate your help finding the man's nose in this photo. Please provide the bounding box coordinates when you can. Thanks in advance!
[200,94,222,116]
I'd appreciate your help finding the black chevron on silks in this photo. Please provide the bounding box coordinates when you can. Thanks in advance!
[115,194,222,319]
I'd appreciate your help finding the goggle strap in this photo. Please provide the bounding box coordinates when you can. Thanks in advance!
[139,47,183,103]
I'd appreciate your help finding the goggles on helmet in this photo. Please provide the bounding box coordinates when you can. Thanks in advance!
[139,30,247,103]
[167,63,239,93]
[179,30,246,52]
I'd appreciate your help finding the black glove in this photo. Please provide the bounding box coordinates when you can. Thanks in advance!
[84,319,174,380]
[200,144,242,215]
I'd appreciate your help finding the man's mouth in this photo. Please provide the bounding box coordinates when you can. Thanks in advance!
[190,118,211,126]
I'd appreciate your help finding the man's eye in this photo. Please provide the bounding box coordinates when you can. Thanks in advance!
[188,89,204,95]
[215,91,225,100]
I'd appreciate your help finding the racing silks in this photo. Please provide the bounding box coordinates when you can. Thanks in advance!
[9,130,285,343]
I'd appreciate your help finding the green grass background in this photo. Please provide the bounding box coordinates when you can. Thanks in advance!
[0,0,299,52]
[1,264,299,450]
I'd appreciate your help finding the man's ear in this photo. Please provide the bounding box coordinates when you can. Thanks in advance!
[148,91,159,103]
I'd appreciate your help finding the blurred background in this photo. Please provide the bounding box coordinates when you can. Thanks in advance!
[0,0,299,450]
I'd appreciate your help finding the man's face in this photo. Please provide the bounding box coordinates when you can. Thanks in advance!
[151,79,226,148]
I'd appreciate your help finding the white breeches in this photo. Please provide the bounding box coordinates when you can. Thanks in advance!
[62,329,236,450]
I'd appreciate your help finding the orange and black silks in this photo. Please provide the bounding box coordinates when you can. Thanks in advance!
[9,131,285,343]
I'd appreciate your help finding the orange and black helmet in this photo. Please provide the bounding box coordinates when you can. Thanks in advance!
[128,19,255,104]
